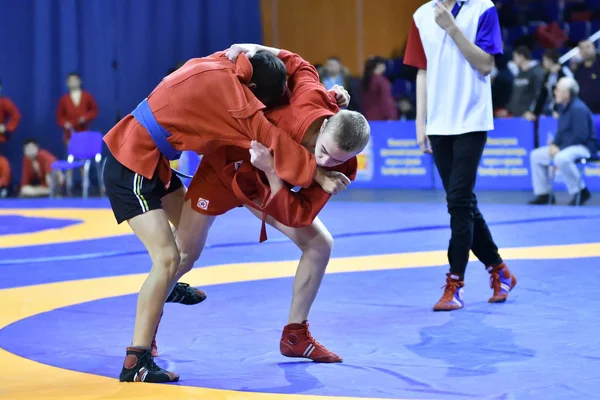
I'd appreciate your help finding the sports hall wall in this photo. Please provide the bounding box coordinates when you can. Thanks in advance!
[0,0,262,184]
[260,0,424,74]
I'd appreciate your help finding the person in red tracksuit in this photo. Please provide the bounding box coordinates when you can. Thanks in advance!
[0,154,10,197]
[0,80,21,144]
[19,139,63,198]
[56,72,98,144]
[56,73,99,190]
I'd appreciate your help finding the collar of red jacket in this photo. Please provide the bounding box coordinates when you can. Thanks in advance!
[235,54,252,84]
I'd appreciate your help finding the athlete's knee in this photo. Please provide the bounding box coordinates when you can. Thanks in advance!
[302,231,334,260]
[178,248,203,275]
[153,246,181,277]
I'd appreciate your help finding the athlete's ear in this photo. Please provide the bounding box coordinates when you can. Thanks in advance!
[247,82,257,90]
[320,118,328,133]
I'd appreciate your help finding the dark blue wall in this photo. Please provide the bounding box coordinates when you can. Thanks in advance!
[0,0,263,185]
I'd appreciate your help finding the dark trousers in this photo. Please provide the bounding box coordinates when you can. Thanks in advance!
[429,131,502,278]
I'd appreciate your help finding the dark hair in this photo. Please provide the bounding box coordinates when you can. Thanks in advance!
[327,110,371,153]
[362,56,386,91]
[67,72,81,79]
[248,51,286,109]
[514,46,532,60]
[23,138,39,147]
[543,48,561,64]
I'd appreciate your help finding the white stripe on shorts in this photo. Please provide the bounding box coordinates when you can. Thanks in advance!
[133,173,147,213]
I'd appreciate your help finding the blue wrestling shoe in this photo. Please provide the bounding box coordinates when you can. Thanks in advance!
[166,282,207,305]
[433,273,464,311]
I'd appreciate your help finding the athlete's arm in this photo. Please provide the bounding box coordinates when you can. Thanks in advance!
[226,44,321,94]
[247,151,357,228]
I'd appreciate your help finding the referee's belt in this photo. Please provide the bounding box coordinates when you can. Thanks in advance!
[132,98,182,161]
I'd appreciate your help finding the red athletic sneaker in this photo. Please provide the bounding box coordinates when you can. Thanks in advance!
[487,263,517,303]
[280,321,342,363]
[433,273,465,311]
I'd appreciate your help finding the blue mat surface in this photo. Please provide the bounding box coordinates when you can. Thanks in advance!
[1,197,600,399]
[0,215,81,235]
[1,261,599,399]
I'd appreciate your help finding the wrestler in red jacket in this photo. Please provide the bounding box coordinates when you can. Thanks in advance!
[102,48,347,384]
[157,44,370,365]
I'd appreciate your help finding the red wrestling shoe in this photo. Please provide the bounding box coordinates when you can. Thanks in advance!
[280,321,342,363]
[487,263,517,303]
[433,273,465,311]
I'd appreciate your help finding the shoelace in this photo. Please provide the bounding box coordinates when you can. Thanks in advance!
[304,323,327,352]
[139,351,163,373]
[168,283,192,302]
[489,271,501,291]
[439,281,459,301]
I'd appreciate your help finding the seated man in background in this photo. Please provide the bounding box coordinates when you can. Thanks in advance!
[0,153,10,198]
[20,139,63,197]
[529,77,598,205]
[155,44,370,364]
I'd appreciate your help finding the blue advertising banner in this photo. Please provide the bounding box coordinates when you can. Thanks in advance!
[474,118,535,190]
[352,121,434,189]
[433,119,535,190]
[538,115,600,191]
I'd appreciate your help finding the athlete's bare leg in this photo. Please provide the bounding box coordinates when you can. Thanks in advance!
[244,206,333,323]
[127,210,180,348]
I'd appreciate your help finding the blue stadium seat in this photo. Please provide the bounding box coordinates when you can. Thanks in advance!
[591,19,600,34]
[568,21,592,42]
[505,26,527,47]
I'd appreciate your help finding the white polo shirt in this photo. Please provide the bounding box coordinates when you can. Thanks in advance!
[404,0,503,136]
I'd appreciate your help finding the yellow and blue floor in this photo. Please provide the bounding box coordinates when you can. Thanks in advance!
[1,194,600,400]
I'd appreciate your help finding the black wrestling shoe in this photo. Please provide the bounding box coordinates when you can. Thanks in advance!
[166,282,207,305]
[568,187,591,206]
[119,347,179,383]
[527,194,555,205]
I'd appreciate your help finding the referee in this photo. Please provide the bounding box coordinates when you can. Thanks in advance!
[404,0,517,311]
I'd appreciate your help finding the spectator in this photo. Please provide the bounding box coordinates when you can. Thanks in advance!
[534,48,574,117]
[0,154,10,198]
[573,40,600,113]
[492,54,514,116]
[361,56,397,121]
[0,80,21,144]
[321,57,347,90]
[397,96,416,120]
[56,72,98,145]
[20,139,63,198]
[507,46,544,120]
[319,57,362,112]
[528,77,597,206]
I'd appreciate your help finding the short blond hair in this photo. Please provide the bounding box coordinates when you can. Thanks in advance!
[326,110,370,153]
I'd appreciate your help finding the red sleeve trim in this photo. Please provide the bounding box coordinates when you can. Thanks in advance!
[404,19,427,70]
